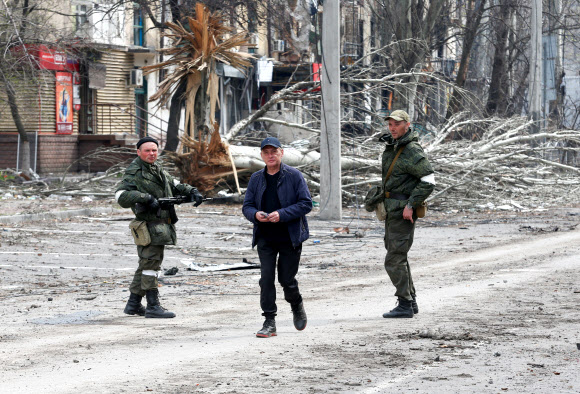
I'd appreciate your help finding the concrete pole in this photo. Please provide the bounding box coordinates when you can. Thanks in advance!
[319,0,342,220]
[529,0,542,134]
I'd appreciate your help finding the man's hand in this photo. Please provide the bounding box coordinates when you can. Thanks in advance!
[266,211,281,223]
[190,188,204,207]
[255,211,281,223]
[256,211,269,222]
[146,194,160,211]
[403,205,414,223]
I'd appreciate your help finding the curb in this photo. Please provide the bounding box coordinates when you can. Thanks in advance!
[0,207,120,224]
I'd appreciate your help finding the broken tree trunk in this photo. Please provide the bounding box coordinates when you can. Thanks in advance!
[228,145,379,171]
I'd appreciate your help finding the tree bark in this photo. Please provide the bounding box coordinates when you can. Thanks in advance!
[164,78,187,152]
[2,72,31,174]
[486,0,513,115]
[193,71,208,140]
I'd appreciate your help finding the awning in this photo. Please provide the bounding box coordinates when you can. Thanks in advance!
[216,63,246,79]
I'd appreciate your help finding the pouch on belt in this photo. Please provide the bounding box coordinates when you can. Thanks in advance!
[364,185,387,221]
[416,202,427,218]
[129,219,151,246]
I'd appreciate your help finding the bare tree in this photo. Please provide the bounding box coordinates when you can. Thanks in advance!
[0,0,73,176]
[485,0,517,115]
[372,0,445,116]
[446,0,488,119]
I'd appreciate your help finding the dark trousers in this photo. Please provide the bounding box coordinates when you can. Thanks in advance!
[129,244,165,296]
[256,237,303,318]
[384,216,416,301]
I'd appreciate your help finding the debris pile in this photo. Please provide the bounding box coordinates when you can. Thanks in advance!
[1,116,578,212]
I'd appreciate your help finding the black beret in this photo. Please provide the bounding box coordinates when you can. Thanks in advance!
[136,136,159,149]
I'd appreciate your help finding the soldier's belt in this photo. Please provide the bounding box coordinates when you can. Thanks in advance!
[147,218,172,225]
[384,191,409,201]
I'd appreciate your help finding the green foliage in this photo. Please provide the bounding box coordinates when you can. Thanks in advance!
[0,171,15,182]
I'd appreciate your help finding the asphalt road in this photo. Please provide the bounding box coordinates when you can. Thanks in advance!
[0,204,579,393]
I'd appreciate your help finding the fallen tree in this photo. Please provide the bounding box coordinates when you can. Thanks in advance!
[4,116,578,212]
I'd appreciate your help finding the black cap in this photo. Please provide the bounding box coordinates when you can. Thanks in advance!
[136,136,159,149]
[260,137,282,150]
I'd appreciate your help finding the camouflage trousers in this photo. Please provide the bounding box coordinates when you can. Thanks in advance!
[129,244,165,296]
[384,216,416,301]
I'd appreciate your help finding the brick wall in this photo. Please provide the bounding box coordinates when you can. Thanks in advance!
[37,135,79,174]
[0,134,19,170]
[0,133,136,175]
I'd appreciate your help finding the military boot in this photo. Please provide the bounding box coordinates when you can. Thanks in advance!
[124,292,146,316]
[291,302,307,331]
[382,297,414,318]
[256,318,277,338]
[411,295,419,315]
[145,289,176,318]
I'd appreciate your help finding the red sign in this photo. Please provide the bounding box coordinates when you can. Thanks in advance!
[56,72,73,134]
[12,45,79,71]
[40,50,66,70]
[312,63,321,82]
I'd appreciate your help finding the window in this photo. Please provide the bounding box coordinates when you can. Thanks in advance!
[76,4,88,32]
[133,4,144,46]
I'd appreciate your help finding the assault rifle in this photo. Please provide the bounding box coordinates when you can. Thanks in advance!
[135,195,212,224]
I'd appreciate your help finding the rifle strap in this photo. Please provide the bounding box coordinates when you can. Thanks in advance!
[385,146,405,181]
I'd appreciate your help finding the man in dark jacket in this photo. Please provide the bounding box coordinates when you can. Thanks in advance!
[380,110,435,318]
[115,137,204,318]
[242,137,312,338]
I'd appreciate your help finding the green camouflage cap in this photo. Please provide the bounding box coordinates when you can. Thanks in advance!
[386,110,410,122]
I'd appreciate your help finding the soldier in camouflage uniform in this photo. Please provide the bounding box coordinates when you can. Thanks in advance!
[379,110,435,318]
[115,137,204,318]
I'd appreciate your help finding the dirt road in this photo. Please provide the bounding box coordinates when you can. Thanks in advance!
[1,203,579,393]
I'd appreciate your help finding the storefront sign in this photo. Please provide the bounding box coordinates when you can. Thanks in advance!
[256,59,273,87]
[11,45,79,71]
[40,50,66,70]
[56,72,73,134]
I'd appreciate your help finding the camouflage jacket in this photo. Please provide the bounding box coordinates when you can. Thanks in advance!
[115,157,194,245]
[379,129,435,218]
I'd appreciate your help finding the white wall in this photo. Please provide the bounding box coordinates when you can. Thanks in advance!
[562,75,580,130]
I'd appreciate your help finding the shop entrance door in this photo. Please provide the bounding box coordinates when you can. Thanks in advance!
[135,77,148,137]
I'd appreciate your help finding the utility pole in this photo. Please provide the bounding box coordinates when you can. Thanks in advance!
[319,0,342,220]
[529,0,542,134]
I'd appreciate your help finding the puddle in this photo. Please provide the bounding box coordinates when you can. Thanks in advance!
[30,311,105,325]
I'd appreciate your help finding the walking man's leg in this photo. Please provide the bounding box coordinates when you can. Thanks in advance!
[278,242,306,330]
[256,238,278,337]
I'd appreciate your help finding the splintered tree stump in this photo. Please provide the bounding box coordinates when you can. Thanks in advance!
[168,123,240,193]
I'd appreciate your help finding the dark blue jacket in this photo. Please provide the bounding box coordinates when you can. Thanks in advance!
[243,163,312,248]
